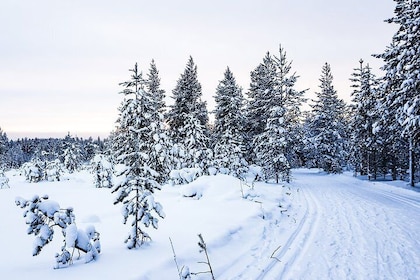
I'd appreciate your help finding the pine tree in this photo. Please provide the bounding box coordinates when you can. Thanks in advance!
[374,0,420,186]
[306,63,347,173]
[146,60,166,116]
[0,128,9,169]
[166,57,209,170]
[213,67,248,178]
[245,52,277,156]
[254,105,290,183]
[246,47,306,169]
[145,60,171,184]
[349,60,382,179]
[273,46,307,167]
[61,134,82,173]
[166,56,209,142]
[112,63,165,249]
[248,46,305,181]
[91,154,113,188]
[183,114,212,171]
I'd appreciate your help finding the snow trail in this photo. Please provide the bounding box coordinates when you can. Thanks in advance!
[284,169,420,279]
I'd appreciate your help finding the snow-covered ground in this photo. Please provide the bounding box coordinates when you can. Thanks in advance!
[1,169,419,279]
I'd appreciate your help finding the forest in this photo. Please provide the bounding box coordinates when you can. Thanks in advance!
[0,0,419,189]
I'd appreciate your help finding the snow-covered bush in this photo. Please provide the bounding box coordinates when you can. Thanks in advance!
[58,224,100,267]
[0,170,9,189]
[62,143,82,173]
[91,154,113,188]
[15,195,101,268]
[21,160,44,183]
[45,159,63,182]
[20,159,63,183]
[169,168,202,185]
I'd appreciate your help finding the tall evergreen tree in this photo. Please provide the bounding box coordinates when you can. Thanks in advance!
[246,52,277,153]
[349,60,382,179]
[145,60,171,184]
[166,57,210,170]
[306,63,347,173]
[166,56,208,142]
[112,63,165,249]
[183,115,211,171]
[273,46,307,167]
[213,67,248,178]
[0,128,9,169]
[254,105,290,183]
[146,60,166,116]
[247,46,305,181]
[374,0,420,186]
[61,134,82,173]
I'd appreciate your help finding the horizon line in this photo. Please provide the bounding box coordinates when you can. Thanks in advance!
[6,131,111,140]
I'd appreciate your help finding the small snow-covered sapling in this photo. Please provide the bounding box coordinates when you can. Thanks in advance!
[15,195,101,268]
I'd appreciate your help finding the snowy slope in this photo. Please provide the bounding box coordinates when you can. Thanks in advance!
[0,169,419,279]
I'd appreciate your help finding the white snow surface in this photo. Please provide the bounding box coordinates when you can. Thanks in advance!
[1,168,419,279]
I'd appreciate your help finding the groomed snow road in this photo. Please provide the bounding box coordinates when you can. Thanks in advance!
[223,169,420,280]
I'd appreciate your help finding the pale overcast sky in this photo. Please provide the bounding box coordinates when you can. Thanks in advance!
[0,0,396,139]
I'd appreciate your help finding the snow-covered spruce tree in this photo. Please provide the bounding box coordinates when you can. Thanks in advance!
[6,140,25,169]
[166,56,209,142]
[146,59,166,116]
[0,169,9,189]
[273,46,307,167]
[246,47,306,168]
[0,127,9,169]
[91,154,113,188]
[374,0,420,186]
[62,134,83,173]
[112,63,165,249]
[248,46,306,181]
[15,195,100,268]
[166,57,210,171]
[245,52,277,160]
[254,105,290,183]
[183,114,212,172]
[145,60,171,184]
[306,63,347,173]
[45,159,63,182]
[21,159,44,183]
[348,60,382,179]
[213,67,248,178]
[373,74,408,180]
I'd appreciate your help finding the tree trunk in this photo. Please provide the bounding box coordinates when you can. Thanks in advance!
[373,149,377,181]
[409,136,415,187]
[391,155,397,181]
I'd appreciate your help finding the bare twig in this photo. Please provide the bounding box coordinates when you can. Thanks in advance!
[196,234,215,280]
[270,245,282,262]
[169,237,182,280]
